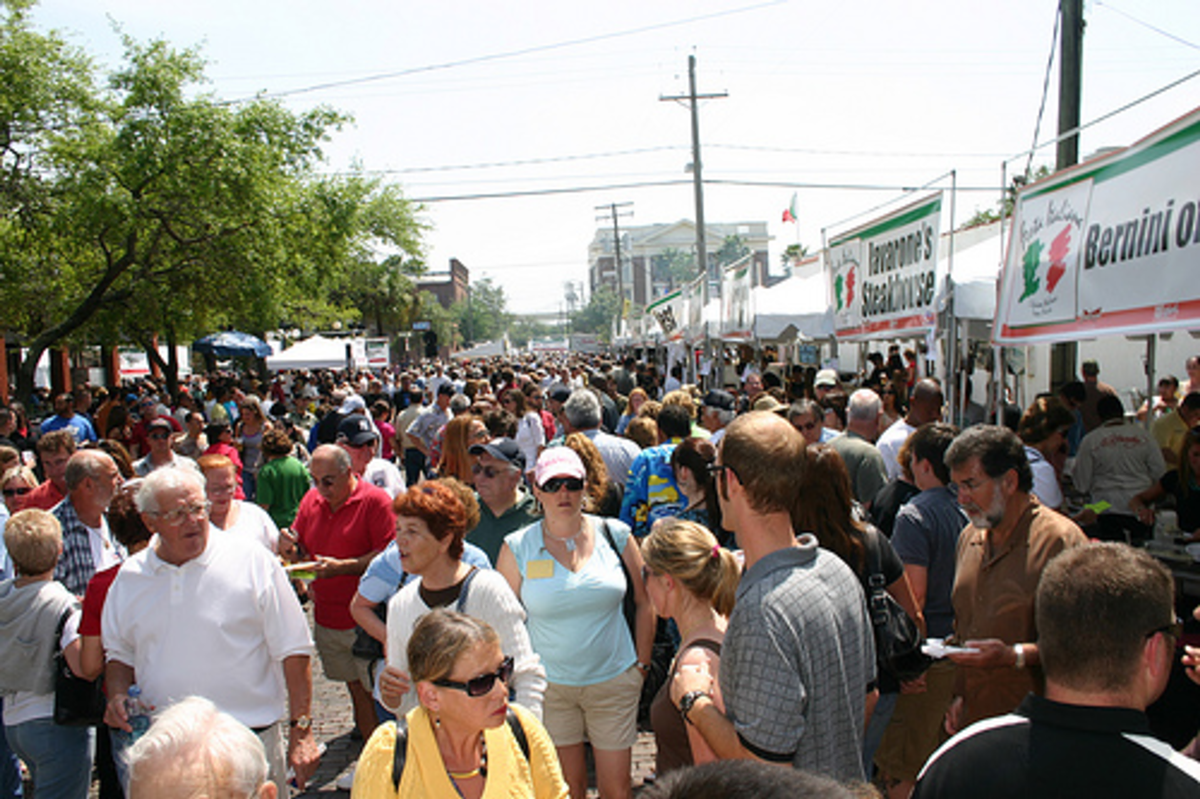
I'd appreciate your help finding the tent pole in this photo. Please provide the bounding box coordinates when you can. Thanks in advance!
[1145,334,1157,429]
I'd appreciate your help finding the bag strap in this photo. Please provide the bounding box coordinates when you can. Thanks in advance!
[599,519,630,592]
[390,710,529,790]
[456,566,480,612]
[391,719,410,791]
[863,528,887,594]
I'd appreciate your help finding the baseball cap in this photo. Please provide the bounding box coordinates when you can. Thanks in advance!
[701,389,735,412]
[338,395,367,415]
[547,385,572,404]
[336,414,378,447]
[814,369,839,388]
[146,416,173,432]
[534,447,586,487]
[468,437,526,472]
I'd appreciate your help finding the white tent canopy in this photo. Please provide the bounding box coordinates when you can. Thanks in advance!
[753,271,835,341]
[266,335,351,370]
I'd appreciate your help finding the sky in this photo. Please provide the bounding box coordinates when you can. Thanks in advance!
[30,0,1200,316]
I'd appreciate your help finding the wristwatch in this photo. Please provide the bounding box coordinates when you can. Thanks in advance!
[678,690,710,726]
[290,714,312,731]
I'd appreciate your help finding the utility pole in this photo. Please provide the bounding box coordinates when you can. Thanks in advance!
[1051,0,1084,390]
[596,202,633,337]
[661,55,726,386]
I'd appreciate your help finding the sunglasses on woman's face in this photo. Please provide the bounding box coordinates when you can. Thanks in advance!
[540,476,583,493]
[433,656,514,697]
[3,487,31,497]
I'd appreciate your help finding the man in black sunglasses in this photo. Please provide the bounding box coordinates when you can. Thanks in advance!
[914,543,1200,798]
[465,438,536,565]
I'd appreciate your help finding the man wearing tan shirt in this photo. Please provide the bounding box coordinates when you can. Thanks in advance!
[942,425,1087,731]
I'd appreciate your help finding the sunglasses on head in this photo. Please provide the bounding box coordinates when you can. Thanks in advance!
[433,656,514,697]
[540,476,583,493]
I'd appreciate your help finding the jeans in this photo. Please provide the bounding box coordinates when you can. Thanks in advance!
[0,703,21,798]
[6,719,93,799]
[862,690,898,780]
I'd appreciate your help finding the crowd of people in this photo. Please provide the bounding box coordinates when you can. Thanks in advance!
[0,348,1198,798]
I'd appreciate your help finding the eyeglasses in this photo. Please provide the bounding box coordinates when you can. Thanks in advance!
[2,487,31,497]
[472,463,510,479]
[706,462,737,482]
[152,501,212,525]
[793,420,818,431]
[148,431,171,440]
[539,476,583,493]
[1146,617,1184,641]
[433,656,514,697]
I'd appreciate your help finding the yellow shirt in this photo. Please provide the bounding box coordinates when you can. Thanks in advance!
[350,705,568,799]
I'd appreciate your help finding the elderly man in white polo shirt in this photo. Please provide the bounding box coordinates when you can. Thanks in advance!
[101,467,321,790]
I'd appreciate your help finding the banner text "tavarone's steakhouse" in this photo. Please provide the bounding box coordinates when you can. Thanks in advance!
[862,222,936,317]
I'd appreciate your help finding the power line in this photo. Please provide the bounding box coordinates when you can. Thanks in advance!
[223,0,787,104]
[1095,1,1200,50]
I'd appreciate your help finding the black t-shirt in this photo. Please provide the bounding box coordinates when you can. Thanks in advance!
[1160,471,1200,534]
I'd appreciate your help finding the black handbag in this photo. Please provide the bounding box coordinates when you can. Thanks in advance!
[864,529,932,684]
[53,610,106,727]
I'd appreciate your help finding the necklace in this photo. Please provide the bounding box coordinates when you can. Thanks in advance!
[446,733,487,789]
[544,520,586,552]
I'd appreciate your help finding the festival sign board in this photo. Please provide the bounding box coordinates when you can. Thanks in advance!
[826,193,942,340]
[647,289,686,342]
[721,256,754,340]
[995,107,1200,344]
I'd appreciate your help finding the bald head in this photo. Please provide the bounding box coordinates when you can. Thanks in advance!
[908,379,944,426]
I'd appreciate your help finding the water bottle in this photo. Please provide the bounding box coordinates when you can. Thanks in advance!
[124,685,152,741]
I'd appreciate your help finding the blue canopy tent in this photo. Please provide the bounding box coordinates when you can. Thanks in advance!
[192,330,272,359]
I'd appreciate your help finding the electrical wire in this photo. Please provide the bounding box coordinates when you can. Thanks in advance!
[223,0,787,104]
[1095,1,1200,50]
[1024,2,1061,182]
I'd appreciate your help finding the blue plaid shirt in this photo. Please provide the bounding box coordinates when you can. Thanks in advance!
[52,498,119,595]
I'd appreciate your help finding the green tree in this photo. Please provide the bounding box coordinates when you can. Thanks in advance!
[452,277,509,347]
[509,316,552,348]
[713,234,750,268]
[651,247,695,292]
[1,21,425,400]
[570,286,620,342]
[781,242,809,268]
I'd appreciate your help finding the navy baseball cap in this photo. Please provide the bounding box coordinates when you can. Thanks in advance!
[468,437,526,472]
[336,414,378,447]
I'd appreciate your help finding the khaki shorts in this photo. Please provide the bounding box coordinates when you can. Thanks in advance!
[255,721,288,790]
[543,664,642,750]
[874,659,957,781]
[314,624,372,685]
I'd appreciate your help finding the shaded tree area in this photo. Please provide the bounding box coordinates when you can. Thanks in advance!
[1,2,425,401]
[570,286,621,342]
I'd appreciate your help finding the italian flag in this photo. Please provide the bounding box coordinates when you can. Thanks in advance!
[782,192,798,223]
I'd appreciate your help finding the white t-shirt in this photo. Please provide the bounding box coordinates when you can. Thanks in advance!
[877,418,917,481]
[363,459,406,499]
[102,530,313,728]
[86,518,123,573]
[221,502,281,554]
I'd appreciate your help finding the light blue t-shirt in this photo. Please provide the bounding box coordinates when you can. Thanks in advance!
[505,515,636,686]
[357,539,491,604]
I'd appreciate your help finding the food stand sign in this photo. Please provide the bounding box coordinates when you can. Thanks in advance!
[996,106,1200,344]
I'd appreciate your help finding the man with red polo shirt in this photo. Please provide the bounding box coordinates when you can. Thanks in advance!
[291,444,395,741]
[23,430,76,511]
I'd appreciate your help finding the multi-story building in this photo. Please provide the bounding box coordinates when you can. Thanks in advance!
[587,220,770,309]
[416,258,470,310]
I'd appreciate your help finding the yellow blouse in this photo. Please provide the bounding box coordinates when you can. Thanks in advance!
[350,704,568,799]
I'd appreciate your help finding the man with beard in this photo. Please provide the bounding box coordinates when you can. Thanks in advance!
[942,426,1086,732]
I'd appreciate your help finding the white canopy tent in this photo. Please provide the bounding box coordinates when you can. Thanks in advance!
[752,271,836,342]
[266,335,352,370]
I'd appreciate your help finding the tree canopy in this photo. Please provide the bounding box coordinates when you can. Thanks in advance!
[0,5,426,400]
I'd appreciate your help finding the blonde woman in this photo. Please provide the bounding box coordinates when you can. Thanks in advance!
[642,519,740,775]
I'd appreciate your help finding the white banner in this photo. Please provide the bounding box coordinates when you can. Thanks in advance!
[721,256,754,339]
[684,276,705,342]
[827,193,942,339]
[996,107,1200,344]
[647,289,685,342]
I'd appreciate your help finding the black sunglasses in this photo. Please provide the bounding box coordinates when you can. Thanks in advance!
[540,476,584,493]
[706,462,737,482]
[3,487,31,497]
[433,656,514,697]
[1146,617,1184,641]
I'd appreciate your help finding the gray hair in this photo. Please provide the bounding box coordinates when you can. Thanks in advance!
[449,394,472,414]
[126,696,269,798]
[706,406,735,426]
[847,389,882,423]
[65,450,114,491]
[563,389,602,430]
[135,464,206,514]
[312,444,353,474]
